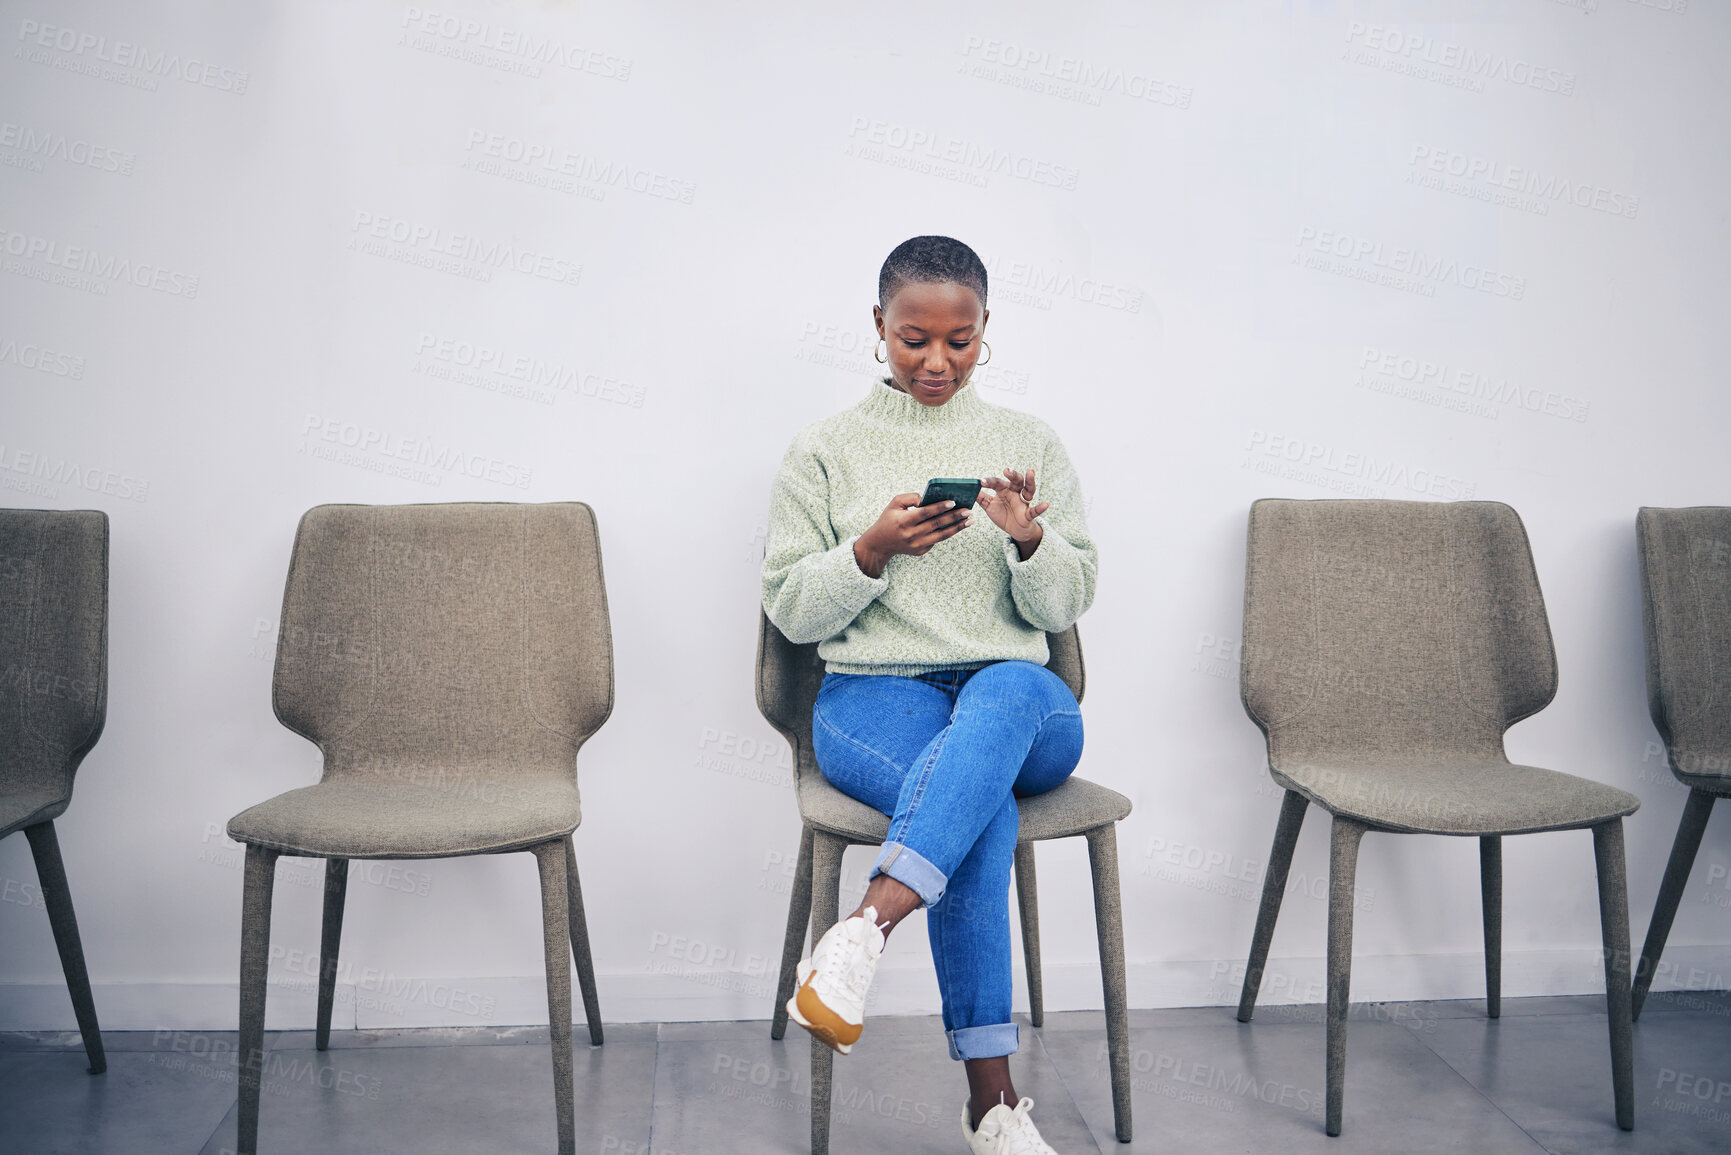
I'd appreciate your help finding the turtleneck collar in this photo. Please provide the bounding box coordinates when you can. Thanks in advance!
[857,376,986,427]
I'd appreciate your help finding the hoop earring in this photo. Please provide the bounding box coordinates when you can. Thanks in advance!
[873,339,887,364]
[977,341,992,366]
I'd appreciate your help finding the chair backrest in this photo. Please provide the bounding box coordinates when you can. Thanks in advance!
[272,503,612,780]
[1637,506,1731,785]
[755,611,1084,784]
[0,509,107,807]
[1241,499,1555,771]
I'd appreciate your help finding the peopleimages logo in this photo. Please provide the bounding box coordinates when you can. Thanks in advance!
[399,7,632,80]
[348,211,582,287]
[0,225,200,298]
[0,444,149,502]
[956,36,1192,110]
[1295,226,1526,301]
[15,18,249,93]
[0,120,134,175]
[1409,146,1639,220]
[300,414,534,490]
[413,333,646,409]
[844,117,1080,190]
[1343,22,1576,96]
[462,130,696,204]
[1357,346,1589,423]
[0,336,84,379]
[1243,429,1476,500]
[981,254,1145,314]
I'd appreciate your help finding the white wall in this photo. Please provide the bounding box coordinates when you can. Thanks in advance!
[2,0,1728,1032]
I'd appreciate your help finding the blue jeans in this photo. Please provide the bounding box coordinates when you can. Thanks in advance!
[811,660,1083,1061]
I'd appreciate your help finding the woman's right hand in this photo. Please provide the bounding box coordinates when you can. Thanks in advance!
[853,493,972,578]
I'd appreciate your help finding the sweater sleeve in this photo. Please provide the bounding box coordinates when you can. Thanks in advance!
[1000,428,1097,632]
[761,432,889,644]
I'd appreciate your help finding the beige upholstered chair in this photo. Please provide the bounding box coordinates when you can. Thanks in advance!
[227,503,610,1155]
[1233,499,1640,1136]
[0,509,108,1075]
[1632,507,1731,1018]
[756,612,1132,1154]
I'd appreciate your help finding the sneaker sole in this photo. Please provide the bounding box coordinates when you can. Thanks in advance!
[786,979,861,1055]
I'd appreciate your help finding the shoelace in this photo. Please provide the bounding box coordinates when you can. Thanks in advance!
[986,1098,1053,1155]
[815,914,879,1002]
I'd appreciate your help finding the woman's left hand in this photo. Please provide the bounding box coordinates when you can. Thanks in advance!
[978,467,1048,557]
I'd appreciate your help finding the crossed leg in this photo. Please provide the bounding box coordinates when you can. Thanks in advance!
[813,660,1083,1127]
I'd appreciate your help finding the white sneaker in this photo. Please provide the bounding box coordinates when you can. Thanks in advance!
[963,1097,1062,1155]
[785,906,885,1055]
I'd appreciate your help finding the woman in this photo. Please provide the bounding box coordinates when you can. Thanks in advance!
[761,236,1096,1154]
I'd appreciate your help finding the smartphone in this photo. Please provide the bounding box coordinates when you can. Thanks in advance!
[919,477,982,509]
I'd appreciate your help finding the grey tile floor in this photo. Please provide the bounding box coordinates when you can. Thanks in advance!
[3,993,1729,1154]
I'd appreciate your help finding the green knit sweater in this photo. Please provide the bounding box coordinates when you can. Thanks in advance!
[761,378,1097,676]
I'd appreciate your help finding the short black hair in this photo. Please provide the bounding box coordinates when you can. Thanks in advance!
[878,236,988,308]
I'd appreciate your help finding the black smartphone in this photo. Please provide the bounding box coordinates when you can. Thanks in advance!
[919,477,982,509]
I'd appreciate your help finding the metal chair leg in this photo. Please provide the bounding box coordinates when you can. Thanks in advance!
[23,821,105,1075]
[564,834,604,1046]
[772,825,815,1040]
[1239,789,1308,1022]
[807,830,845,1155]
[1593,820,1635,1132]
[237,845,279,1155]
[1633,788,1715,1021]
[534,841,576,1155]
[1014,841,1045,1030]
[1325,817,1366,1138]
[1480,836,1502,1019]
[315,858,348,1051]
[1086,825,1132,1143]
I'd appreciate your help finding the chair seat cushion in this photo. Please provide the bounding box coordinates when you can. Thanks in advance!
[227,776,581,858]
[1272,759,1640,835]
[798,773,1131,844]
[0,793,68,841]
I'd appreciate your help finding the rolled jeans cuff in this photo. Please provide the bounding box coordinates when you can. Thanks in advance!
[870,842,947,907]
[947,1022,1019,1061]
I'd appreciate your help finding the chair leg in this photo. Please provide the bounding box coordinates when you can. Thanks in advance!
[23,821,105,1075]
[1593,820,1636,1132]
[1633,788,1716,1021]
[807,830,845,1155]
[1325,817,1366,1138]
[772,825,815,1040]
[1014,841,1045,1030]
[533,841,577,1155]
[237,845,279,1155]
[1238,789,1308,1022]
[1086,825,1132,1144]
[315,858,348,1051]
[1480,836,1502,1019]
[564,834,604,1046]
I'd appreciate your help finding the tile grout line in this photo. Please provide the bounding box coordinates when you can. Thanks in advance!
[1400,1011,1571,1155]
[647,1021,665,1155]
[196,1108,232,1155]
[1023,1018,1111,1155]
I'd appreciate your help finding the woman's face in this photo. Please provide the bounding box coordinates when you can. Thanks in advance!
[873,280,989,407]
